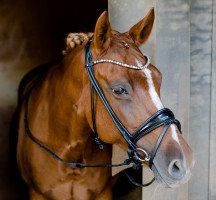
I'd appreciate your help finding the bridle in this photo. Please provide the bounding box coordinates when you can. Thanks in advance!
[84,39,181,167]
[24,38,181,187]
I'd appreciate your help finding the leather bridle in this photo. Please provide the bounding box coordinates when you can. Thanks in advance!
[84,39,181,168]
[24,38,181,187]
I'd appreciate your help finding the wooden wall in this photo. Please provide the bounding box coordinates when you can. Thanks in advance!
[157,0,215,199]
[108,0,216,199]
[156,0,216,199]
[190,1,214,199]
[210,2,216,200]
[153,0,190,198]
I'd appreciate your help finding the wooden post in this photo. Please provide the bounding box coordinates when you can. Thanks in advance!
[209,1,216,199]
[108,1,156,199]
[209,1,216,200]
[190,0,213,199]
[108,0,191,199]
[153,1,190,199]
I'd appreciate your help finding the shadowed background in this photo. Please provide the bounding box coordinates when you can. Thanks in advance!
[0,0,108,199]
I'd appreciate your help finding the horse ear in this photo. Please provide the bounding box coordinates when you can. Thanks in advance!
[128,8,155,46]
[93,11,111,52]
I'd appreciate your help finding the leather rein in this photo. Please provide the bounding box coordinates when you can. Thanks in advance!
[24,39,181,187]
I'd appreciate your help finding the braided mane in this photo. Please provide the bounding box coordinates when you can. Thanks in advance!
[62,32,93,55]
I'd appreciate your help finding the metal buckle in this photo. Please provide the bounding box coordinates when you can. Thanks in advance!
[134,148,150,162]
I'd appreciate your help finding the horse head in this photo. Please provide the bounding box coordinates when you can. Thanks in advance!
[81,8,194,188]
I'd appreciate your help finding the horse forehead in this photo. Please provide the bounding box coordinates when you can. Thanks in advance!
[129,65,161,88]
[110,32,138,51]
[102,64,149,84]
[111,31,131,42]
[108,40,145,62]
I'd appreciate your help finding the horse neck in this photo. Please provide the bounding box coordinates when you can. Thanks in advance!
[46,46,92,147]
[28,45,112,165]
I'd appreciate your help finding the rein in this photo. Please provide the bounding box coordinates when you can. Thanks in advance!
[24,39,181,187]
[24,91,133,169]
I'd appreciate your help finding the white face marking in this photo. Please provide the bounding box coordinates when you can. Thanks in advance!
[135,60,145,67]
[136,60,181,145]
[142,67,164,110]
[170,124,180,143]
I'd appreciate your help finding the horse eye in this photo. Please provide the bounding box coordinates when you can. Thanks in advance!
[112,87,128,95]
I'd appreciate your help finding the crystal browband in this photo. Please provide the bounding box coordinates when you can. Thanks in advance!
[86,55,150,70]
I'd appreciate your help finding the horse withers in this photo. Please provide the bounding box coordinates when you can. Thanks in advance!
[16,8,194,200]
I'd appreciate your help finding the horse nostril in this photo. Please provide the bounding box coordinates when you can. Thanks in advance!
[168,160,185,180]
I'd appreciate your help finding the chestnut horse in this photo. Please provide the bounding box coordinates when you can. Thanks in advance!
[16,8,194,200]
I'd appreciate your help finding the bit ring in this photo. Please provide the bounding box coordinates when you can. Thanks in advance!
[134,148,150,162]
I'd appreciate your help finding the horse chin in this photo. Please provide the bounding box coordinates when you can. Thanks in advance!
[151,164,191,188]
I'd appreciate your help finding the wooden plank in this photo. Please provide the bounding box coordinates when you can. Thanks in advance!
[108,2,157,200]
[140,0,191,198]
[209,0,216,199]
[150,1,190,199]
[108,1,159,199]
[109,0,191,200]
[189,0,213,199]
[143,0,191,199]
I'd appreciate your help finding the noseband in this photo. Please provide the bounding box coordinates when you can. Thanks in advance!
[24,38,181,188]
